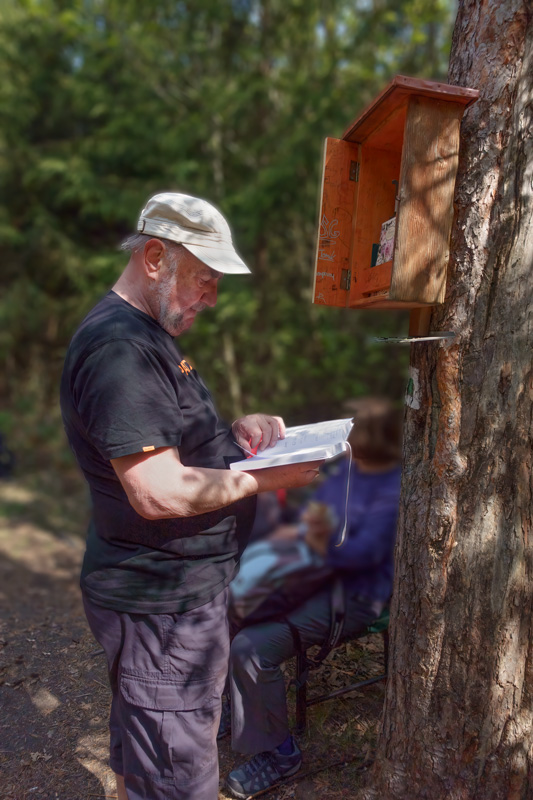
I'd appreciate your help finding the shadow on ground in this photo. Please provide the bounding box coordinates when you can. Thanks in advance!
[0,473,385,800]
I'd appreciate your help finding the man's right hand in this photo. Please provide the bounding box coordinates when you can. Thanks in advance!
[246,460,324,493]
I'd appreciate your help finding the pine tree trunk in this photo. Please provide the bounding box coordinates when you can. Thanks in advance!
[362,3,533,798]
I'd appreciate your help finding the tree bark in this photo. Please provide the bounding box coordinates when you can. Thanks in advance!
[363,2,533,798]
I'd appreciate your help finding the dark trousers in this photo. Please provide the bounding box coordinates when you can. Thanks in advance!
[229,587,379,755]
[83,589,229,800]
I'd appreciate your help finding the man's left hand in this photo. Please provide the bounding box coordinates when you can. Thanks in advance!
[232,414,286,452]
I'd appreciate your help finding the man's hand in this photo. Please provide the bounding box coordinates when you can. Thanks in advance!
[232,414,286,452]
[247,460,323,493]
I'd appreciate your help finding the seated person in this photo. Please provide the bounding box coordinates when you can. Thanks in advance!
[224,397,402,799]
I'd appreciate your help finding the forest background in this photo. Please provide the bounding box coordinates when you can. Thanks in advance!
[0,0,456,476]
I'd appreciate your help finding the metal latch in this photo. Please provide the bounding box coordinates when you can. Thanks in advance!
[341,269,351,291]
[349,161,359,182]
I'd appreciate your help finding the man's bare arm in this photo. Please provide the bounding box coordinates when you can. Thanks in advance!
[111,446,322,521]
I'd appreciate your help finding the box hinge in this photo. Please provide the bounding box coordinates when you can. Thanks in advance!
[341,268,351,291]
[349,160,360,182]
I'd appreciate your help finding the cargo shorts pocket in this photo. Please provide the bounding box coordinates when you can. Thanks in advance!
[119,670,218,711]
[118,670,220,786]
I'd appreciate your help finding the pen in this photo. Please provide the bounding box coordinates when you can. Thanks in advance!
[233,441,259,458]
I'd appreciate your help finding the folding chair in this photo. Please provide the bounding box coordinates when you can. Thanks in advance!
[294,606,390,733]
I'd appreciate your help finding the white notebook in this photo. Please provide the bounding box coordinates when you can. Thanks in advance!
[229,418,353,471]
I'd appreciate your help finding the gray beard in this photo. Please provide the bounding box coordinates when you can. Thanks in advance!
[157,305,186,336]
[152,264,185,336]
[151,257,207,335]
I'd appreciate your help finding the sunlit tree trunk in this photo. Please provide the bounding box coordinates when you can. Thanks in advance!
[363,2,533,798]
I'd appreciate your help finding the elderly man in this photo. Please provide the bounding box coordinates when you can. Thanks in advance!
[60,193,321,800]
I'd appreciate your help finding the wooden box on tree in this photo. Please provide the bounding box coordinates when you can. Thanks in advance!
[312,75,479,332]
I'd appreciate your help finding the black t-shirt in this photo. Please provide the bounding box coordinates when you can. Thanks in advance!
[60,291,256,614]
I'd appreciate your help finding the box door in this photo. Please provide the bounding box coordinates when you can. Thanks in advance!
[312,137,359,307]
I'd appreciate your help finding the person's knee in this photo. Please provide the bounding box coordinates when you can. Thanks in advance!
[230,630,256,669]
[230,627,283,674]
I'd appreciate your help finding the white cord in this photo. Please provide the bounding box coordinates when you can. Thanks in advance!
[335,442,352,547]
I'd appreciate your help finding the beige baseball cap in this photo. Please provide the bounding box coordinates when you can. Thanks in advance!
[137,192,251,274]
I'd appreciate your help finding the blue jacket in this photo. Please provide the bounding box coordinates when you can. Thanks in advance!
[312,458,401,603]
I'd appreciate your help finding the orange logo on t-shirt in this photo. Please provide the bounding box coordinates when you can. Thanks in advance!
[178,359,193,376]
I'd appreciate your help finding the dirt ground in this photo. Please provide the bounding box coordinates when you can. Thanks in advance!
[0,472,386,800]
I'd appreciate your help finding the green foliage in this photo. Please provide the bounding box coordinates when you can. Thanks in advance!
[0,0,454,465]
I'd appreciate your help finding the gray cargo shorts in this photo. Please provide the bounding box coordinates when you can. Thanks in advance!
[82,589,230,800]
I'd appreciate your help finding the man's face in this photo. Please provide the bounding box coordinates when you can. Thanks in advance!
[154,247,222,336]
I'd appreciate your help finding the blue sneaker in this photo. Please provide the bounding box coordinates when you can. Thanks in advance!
[225,739,302,798]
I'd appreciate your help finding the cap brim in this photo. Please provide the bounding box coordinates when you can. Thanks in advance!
[182,243,251,275]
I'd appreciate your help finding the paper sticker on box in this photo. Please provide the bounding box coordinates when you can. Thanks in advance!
[375,216,396,266]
